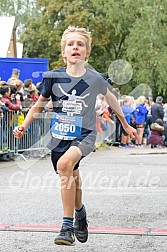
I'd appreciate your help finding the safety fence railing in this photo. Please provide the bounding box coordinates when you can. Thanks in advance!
[0,110,117,160]
[0,110,52,160]
[96,115,116,148]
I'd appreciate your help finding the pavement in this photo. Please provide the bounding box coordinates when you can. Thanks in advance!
[0,145,167,251]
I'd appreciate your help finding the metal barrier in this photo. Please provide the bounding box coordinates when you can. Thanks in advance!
[96,115,116,149]
[0,110,117,160]
[0,110,51,160]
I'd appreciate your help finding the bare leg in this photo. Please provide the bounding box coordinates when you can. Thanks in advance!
[73,169,82,210]
[121,134,128,145]
[137,128,144,145]
[57,146,82,217]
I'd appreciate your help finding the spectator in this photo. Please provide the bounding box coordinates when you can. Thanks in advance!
[15,79,24,96]
[120,96,136,148]
[29,85,39,102]
[0,86,21,111]
[0,89,13,149]
[135,96,148,147]
[7,68,21,86]
[0,93,9,114]
[151,96,164,123]
[163,123,167,146]
[163,102,167,124]
[95,94,114,133]
[23,79,34,98]
[10,85,18,103]
[148,118,165,148]
[22,79,36,109]
[0,81,7,87]
[143,98,153,142]
[0,93,9,149]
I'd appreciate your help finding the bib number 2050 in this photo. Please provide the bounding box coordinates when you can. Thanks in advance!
[54,122,75,133]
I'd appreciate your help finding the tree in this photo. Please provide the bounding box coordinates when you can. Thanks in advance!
[3,0,166,98]
[21,0,131,72]
[125,0,167,98]
[0,0,39,36]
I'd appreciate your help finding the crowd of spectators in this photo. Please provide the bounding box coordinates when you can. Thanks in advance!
[0,69,40,114]
[96,93,167,149]
[0,68,167,151]
[0,69,44,151]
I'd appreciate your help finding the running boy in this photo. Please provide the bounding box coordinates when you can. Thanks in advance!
[13,26,137,246]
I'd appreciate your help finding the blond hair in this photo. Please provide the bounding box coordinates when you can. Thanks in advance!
[136,95,146,105]
[61,26,92,53]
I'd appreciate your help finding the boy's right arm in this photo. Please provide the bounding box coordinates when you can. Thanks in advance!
[13,95,48,138]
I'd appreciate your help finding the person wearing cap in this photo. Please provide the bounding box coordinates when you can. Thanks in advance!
[12,68,20,77]
[7,68,21,86]
[151,96,164,123]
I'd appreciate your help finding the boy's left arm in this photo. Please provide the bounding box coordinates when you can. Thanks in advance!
[104,89,137,139]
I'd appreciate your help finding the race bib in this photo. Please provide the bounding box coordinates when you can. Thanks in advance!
[51,113,83,140]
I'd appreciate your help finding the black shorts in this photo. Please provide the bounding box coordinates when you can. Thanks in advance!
[51,150,83,174]
[50,135,95,173]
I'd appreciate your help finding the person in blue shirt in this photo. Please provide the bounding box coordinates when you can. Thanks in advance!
[135,96,148,147]
[120,96,136,147]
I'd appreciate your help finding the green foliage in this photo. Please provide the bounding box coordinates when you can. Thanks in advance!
[125,0,167,98]
[0,0,39,36]
[1,0,167,99]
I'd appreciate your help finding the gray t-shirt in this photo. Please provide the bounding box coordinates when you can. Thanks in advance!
[40,67,108,152]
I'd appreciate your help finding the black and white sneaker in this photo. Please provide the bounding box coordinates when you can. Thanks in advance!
[74,215,88,243]
[54,228,75,246]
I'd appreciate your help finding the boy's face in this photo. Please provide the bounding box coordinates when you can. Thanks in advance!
[62,32,90,66]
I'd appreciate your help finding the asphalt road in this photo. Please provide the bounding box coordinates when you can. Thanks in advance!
[0,146,167,251]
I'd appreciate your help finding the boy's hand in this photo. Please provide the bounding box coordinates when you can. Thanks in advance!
[13,126,26,139]
[124,125,138,139]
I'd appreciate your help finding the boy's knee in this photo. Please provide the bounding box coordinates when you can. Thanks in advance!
[57,157,73,174]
